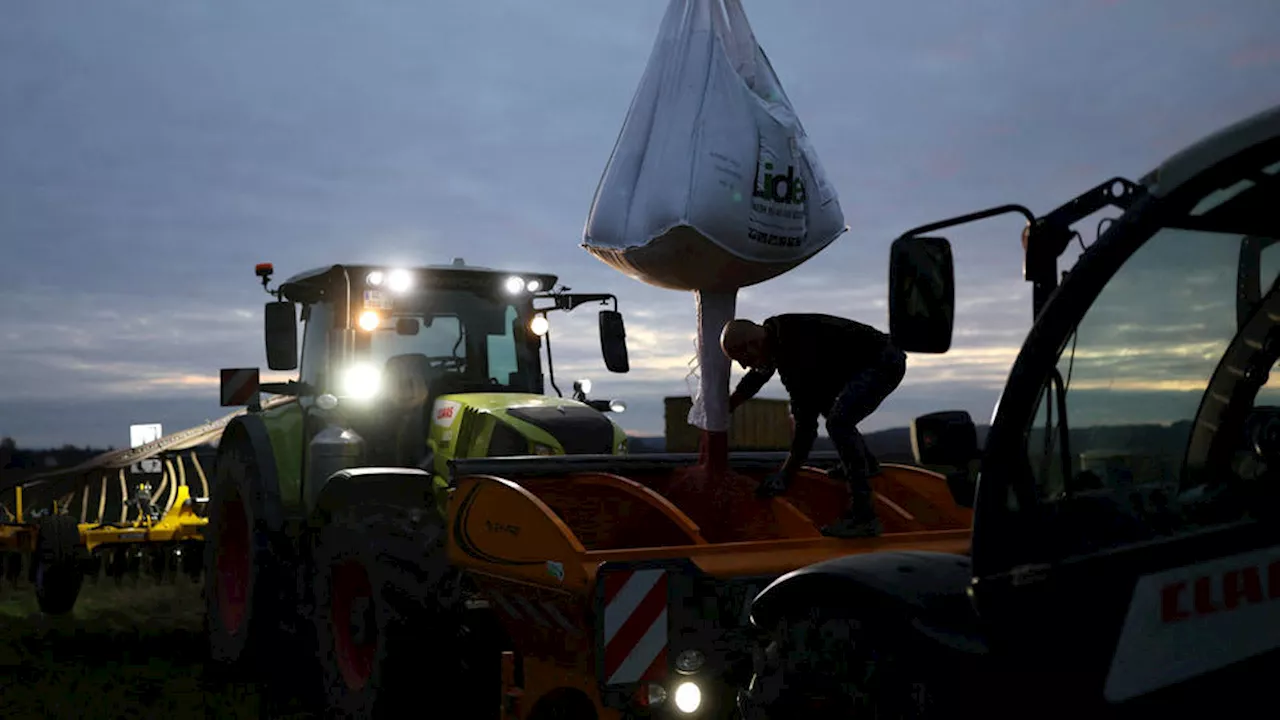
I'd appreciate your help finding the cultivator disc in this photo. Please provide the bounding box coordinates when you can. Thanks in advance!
[88,541,205,586]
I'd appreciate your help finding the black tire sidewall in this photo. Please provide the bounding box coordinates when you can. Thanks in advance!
[203,445,279,670]
[749,611,945,720]
[312,502,460,719]
[33,515,83,616]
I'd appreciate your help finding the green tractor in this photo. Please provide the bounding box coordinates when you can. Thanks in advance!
[203,259,631,712]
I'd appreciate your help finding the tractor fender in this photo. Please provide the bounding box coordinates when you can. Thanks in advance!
[311,467,441,526]
[219,415,287,534]
[750,550,978,647]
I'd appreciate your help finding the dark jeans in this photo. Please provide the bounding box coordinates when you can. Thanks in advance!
[824,345,908,495]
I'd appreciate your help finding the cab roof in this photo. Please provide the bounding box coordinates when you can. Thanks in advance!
[277,261,559,303]
[1144,102,1280,198]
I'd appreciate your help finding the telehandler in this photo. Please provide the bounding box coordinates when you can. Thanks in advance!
[741,102,1280,717]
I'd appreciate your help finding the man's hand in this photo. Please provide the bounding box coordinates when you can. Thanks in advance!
[755,466,794,498]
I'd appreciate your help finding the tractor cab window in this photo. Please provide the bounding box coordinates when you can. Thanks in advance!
[486,305,521,387]
[370,315,467,370]
[300,301,334,391]
[357,289,539,395]
[1028,229,1236,502]
[1025,158,1280,556]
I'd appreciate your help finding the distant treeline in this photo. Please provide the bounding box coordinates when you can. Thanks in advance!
[2,420,1195,478]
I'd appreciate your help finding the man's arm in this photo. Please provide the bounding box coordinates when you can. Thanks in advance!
[781,400,820,477]
[729,365,775,412]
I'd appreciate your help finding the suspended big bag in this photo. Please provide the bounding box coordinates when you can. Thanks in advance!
[582,0,846,294]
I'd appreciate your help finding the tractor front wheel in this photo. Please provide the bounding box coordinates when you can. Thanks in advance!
[741,612,946,720]
[312,501,474,719]
[202,444,291,678]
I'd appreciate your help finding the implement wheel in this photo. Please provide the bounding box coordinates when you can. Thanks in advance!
[202,442,292,678]
[312,501,477,719]
[33,514,83,616]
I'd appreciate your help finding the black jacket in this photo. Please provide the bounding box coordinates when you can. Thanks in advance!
[730,314,894,462]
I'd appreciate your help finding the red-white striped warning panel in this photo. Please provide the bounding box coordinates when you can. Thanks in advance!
[485,587,583,637]
[219,367,260,407]
[601,568,669,686]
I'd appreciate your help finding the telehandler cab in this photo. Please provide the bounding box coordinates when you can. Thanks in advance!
[742,103,1280,717]
[202,259,633,709]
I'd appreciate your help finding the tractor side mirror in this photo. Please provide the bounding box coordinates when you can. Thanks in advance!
[910,410,979,508]
[888,236,955,354]
[264,301,298,371]
[599,310,630,374]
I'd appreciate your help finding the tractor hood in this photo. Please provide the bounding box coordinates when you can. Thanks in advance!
[431,393,627,458]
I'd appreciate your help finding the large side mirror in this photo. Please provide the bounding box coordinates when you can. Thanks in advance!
[264,301,298,371]
[888,236,955,354]
[910,410,978,508]
[599,310,630,374]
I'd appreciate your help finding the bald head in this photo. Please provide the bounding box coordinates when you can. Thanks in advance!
[720,318,771,368]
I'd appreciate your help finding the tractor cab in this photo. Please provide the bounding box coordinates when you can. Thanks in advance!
[226,260,633,518]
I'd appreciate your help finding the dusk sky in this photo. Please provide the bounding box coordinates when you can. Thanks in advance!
[3,0,1280,449]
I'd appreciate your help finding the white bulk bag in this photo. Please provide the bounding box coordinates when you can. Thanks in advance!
[582,0,846,293]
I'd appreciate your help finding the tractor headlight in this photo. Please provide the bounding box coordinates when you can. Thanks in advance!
[505,275,526,294]
[387,269,413,293]
[530,315,550,336]
[609,400,627,413]
[674,681,702,713]
[357,310,380,331]
[341,364,382,399]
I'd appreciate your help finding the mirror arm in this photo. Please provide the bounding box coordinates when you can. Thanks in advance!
[897,203,1036,240]
[339,266,353,330]
[543,330,562,398]
[261,380,312,397]
[533,292,618,314]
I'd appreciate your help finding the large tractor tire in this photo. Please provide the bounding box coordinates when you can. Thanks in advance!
[741,609,949,720]
[33,514,84,616]
[312,500,482,719]
[202,443,294,679]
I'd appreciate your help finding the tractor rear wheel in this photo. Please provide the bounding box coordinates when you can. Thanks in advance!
[33,514,83,616]
[202,444,292,678]
[312,501,477,719]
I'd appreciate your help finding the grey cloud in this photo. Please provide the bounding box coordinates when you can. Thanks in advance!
[4,1,1280,446]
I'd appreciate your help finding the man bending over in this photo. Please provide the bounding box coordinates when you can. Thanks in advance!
[720,314,907,538]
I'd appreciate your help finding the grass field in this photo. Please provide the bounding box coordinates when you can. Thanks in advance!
[0,579,315,719]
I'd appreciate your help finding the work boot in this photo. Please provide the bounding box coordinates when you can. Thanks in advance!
[820,491,882,538]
